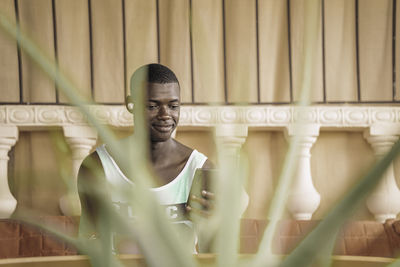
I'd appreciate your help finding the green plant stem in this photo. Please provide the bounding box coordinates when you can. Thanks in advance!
[252,1,321,266]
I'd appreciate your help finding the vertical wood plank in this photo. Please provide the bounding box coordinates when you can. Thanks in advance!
[28,131,67,214]
[191,0,224,103]
[18,0,56,103]
[159,0,192,103]
[125,0,158,96]
[12,132,33,211]
[258,0,291,103]
[91,0,124,103]
[396,0,400,101]
[13,131,69,215]
[191,0,225,103]
[224,0,258,103]
[243,132,287,218]
[359,0,392,101]
[0,0,20,102]
[325,0,358,102]
[290,0,323,102]
[55,0,91,103]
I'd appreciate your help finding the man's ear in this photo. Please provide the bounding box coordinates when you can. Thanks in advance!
[125,95,134,113]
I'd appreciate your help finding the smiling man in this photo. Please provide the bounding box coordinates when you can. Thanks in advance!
[124,64,213,196]
[137,69,213,187]
[78,64,213,253]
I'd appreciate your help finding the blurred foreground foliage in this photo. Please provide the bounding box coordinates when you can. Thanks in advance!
[2,0,400,266]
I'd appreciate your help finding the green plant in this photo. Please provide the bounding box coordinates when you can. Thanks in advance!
[1,1,400,266]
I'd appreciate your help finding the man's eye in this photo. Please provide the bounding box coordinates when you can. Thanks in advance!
[147,105,158,110]
[170,105,179,109]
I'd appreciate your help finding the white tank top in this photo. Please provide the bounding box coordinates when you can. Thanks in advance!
[96,145,207,206]
[96,145,207,254]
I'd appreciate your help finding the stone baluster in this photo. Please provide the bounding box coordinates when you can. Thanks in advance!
[215,124,249,215]
[364,124,400,222]
[215,124,248,157]
[286,123,320,220]
[0,126,18,218]
[61,126,97,216]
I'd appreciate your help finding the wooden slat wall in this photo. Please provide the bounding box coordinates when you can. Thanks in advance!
[159,0,192,103]
[18,0,56,103]
[91,0,124,103]
[192,0,225,103]
[224,0,258,103]
[0,0,19,103]
[55,0,91,103]
[359,0,393,101]
[258,0,291,103]
[0,0,399,104]
[324,0,358,102]
[125,0,158,97]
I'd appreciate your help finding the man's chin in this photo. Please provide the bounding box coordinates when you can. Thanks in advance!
[151,132,173,142]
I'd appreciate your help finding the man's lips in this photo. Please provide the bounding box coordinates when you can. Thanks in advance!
[152,124,174,132]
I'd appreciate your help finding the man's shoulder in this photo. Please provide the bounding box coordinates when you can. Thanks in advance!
[172,139,213,168]
[172,139,194,157]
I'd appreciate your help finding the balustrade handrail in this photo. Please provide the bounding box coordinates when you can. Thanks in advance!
[1,105,400,129]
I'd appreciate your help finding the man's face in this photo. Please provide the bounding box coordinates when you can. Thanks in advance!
[146,82,180,142]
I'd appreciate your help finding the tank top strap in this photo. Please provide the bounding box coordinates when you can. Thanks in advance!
[182,149,207,186]
[96,144,113,176]
[96,145,131,186]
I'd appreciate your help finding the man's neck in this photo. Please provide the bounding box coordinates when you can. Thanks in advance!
[150,138,175,164]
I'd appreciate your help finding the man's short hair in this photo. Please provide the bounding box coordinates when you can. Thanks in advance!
[147,64,179,84]
[131,63,179,86]
[128,64,180,105]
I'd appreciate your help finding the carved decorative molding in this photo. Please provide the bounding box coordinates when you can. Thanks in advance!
[1,105,400,129]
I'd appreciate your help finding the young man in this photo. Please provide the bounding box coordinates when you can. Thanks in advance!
[78,64,213,252]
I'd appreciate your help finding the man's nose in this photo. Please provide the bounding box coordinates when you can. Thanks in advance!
[158,105,171,119]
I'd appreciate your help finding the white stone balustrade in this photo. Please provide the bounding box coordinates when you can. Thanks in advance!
[1,105,400,221]
[0,126,18,218]
[61,125,97,216]
[364,124,400,222]
[286,123,321,220]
